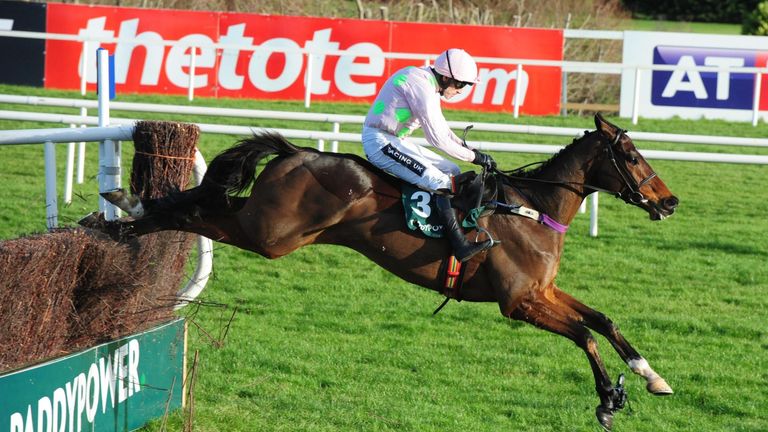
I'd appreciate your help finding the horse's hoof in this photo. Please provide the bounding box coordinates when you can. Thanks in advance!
[647,377,674,395]
[595,406,614,431]
[101,189,144,217]
[100,188,125,203]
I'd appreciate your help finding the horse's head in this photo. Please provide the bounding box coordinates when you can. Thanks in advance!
[591,114,679,220]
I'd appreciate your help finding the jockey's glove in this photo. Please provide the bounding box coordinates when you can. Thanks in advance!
[472,150,497,171]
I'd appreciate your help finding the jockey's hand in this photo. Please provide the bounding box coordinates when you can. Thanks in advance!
[472,150,497,171]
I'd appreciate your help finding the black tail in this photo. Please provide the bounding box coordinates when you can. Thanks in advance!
[203,132,301,196]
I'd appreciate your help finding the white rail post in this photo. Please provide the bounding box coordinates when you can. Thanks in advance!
[174,149,214,310]
[80,41,89,96]
[43,141,58,229]
[589,192,599,237]
[64,124,76,205]
[560,69,568,116]
[632,67,642,125]
[331,122,340,153]
[304,51,314,109]
[77,113,86,184]
[78,41,88,185]
[188,45,197,102]
[752,70,762,127]
[97,48,120,220]
[513,64,523,118]
[317,139,325,151]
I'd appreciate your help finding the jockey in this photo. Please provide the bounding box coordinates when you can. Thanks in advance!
[362,48,497,262]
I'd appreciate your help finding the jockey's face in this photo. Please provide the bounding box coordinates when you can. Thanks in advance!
[442,83,462,100]
[442,78,471,100]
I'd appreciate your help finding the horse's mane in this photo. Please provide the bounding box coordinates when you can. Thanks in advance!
[502,129,596,180]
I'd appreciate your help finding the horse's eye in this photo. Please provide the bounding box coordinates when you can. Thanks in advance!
[626,154,639,165]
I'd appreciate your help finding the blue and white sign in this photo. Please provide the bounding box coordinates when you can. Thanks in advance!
[620,31,768,122]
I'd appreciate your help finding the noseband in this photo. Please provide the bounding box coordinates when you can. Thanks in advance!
[603,130,657,205]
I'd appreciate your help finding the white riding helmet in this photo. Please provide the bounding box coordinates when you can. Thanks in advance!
[433,48,479,84]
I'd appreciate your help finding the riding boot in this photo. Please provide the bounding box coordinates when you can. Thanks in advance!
[435,194,493,262]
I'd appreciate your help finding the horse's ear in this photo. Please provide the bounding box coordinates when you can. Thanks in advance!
[594,113,619,139]
[594,112,604,130]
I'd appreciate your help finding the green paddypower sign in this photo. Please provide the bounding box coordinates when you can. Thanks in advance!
[0,319,185,432]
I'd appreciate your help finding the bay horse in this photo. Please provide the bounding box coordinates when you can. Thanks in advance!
[82,113,678,430]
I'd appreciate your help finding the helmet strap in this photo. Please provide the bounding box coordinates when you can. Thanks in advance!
[431,67,450,96]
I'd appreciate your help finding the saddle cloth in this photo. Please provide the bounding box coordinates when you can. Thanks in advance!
[401,184,484,238]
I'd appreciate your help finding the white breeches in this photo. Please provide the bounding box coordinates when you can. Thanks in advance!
[362,126,460,191]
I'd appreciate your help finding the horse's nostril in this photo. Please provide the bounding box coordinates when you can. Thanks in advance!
[664,196,679,210]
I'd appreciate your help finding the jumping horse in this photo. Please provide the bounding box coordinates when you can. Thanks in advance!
[82,113,678,430]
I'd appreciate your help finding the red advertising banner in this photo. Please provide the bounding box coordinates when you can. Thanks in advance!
[44,3,563,114]
[46,3,220,96]
[216,13,392,102]
[759,52,768,111]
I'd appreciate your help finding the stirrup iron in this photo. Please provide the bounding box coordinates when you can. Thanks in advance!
[474,227,501,246]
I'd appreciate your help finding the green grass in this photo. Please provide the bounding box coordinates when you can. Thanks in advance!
[625,19,742,35]
[0,85,767,431]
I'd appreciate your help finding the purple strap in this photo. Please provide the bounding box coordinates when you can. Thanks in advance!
[539,213,569,233]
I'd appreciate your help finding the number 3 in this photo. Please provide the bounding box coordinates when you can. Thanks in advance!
[411,191,431,218]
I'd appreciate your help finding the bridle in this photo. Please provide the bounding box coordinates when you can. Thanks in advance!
[602,129,657,205]
[493,129,657,206]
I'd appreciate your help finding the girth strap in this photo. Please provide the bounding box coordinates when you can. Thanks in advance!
[492,176,568,233]
[493,201,569,233]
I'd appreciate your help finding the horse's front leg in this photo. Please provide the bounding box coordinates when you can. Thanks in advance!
[508,290,628,431]
[553,288,673,395]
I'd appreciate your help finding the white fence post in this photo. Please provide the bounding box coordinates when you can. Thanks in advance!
[188,46,197,102]
[513,64,523,118]
[97,48,120,221]
[77,119,86,184]
[79,41,88,96]
[632,68,642,125]
[752,70,762,127]
[174,149,214,309]
[331,122,340,152]
[589,192,599,237]
[304,51,313,109]
[43,141,58,229]
[78,41,88,186]
[64,125,76,205]
[560,70,568,116]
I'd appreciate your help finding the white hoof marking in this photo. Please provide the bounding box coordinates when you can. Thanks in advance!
[628,357,673,395]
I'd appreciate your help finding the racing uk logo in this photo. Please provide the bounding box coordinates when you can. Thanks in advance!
[652,46,768,110]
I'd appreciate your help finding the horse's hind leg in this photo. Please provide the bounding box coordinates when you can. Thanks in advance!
[510,292,627,431]
[101,189,145,217]
[552,287,673,395]
[79,210,189,240]
[81,187,248,242]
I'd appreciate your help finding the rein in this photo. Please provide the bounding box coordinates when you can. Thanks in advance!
[493,129,656,204]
